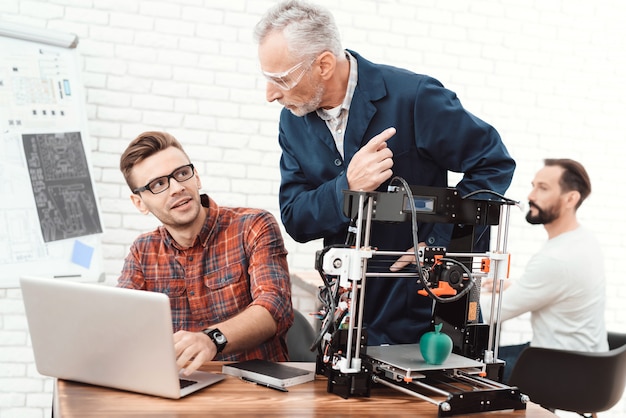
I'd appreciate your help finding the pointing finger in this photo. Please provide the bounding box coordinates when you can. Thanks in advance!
[366,127,396,150]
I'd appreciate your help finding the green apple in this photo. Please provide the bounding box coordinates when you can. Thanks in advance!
[419,323,453,365]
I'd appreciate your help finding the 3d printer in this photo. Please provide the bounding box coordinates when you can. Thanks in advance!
[309,177,528,416]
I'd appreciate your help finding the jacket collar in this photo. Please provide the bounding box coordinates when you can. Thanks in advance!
[296,50,387,161]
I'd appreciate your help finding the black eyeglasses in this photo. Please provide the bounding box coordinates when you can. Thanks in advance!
[133,164,195,195]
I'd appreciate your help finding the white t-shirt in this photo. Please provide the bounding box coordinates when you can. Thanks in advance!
[482,226,608,352]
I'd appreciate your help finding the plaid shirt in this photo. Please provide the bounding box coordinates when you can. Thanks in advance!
[118,194,293,362]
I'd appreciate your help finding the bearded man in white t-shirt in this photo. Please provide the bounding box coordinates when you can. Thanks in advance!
[482,158,608,383]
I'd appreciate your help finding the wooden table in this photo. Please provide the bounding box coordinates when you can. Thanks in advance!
[53,362,557,417]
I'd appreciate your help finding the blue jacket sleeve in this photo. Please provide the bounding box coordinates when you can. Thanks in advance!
[278,117,351,244]
[409,77,515,245]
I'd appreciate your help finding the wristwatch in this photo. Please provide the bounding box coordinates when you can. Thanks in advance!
[203,328,227,353]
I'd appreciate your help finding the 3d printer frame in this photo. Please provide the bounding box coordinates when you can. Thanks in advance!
[311,179,528,416]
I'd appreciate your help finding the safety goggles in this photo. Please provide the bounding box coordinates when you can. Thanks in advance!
[262,59,315,90]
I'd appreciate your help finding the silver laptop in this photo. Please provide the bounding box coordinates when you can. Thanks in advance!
[20,276,225,399]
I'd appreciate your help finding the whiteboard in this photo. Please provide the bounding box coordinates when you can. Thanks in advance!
[0,23,104,288]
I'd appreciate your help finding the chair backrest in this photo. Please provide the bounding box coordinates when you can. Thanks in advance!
[608,331,626,350]
[508,342,626,414]
[286,310,318,362]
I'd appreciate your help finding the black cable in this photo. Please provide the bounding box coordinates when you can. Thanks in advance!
[344,217,358,246]
[389,176,475,304]
[461,189,518,205]
[310,245,343,352]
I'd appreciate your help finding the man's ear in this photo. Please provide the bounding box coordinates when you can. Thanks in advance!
[195,168,202,190]
[566,190,581,209]
[130,193,150,215]
[317,51,336,81]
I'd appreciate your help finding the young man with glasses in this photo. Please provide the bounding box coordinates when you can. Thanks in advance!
[254,1,516,347]
[118,131,293,376]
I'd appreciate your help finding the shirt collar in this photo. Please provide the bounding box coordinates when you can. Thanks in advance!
[159,193,217,250]
[199,194,217,248]
[316,51,358,120]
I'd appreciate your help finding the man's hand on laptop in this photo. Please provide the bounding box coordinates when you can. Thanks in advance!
[173,330,217,376]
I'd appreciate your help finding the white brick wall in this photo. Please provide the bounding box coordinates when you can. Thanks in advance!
[1,0,625,416]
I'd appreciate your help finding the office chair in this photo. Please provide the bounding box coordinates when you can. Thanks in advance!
[508,332,626,418]
[286,309,318,362]
[608,331,626,350]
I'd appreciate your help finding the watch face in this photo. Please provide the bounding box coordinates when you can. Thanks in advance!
[214,332,226,344]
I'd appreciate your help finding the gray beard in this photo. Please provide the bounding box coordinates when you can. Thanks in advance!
[287,85,324,117]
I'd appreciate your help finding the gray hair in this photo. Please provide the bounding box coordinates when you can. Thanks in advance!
[253,0,343,60]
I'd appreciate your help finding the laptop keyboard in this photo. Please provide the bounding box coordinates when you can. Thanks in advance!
[179,378,198,389]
